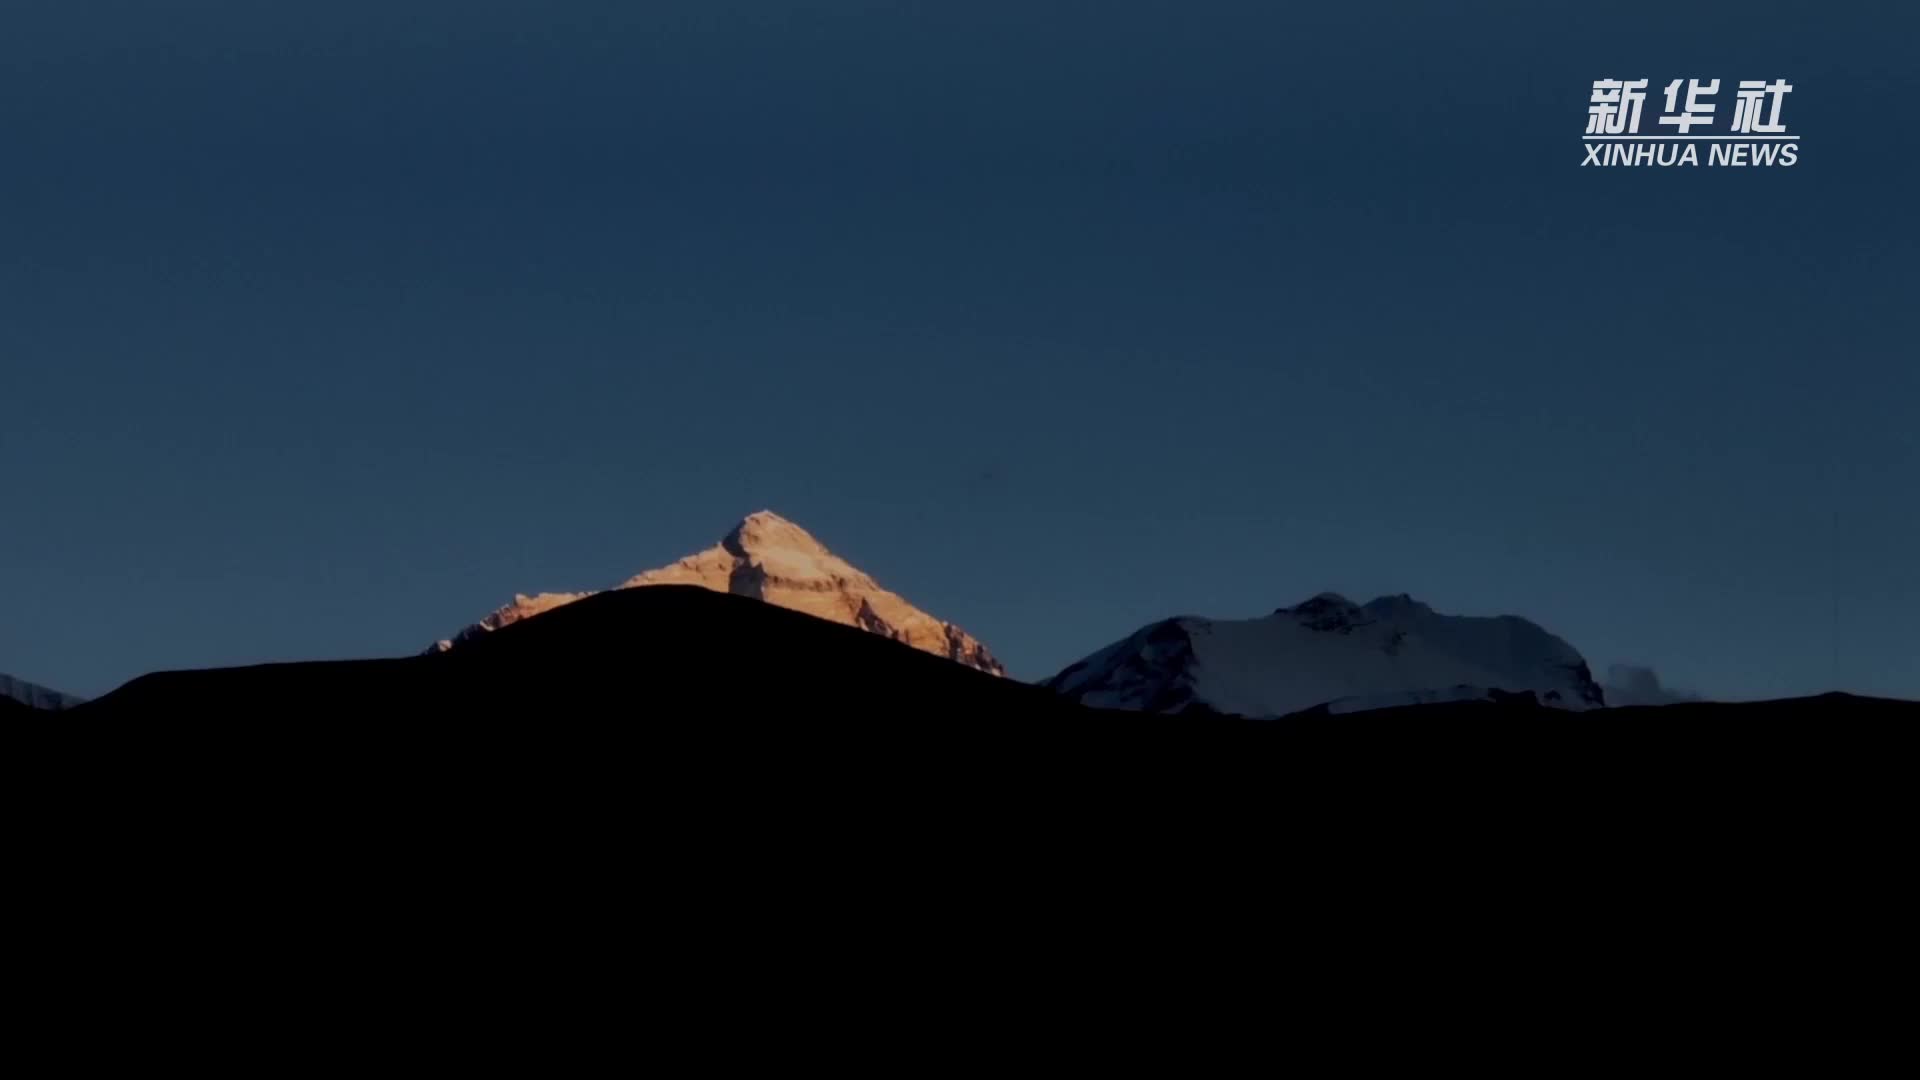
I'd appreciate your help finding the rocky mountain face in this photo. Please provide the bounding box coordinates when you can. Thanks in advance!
[1046,593,1605,719]
[0,672,85,711]
[435,511,1006,676]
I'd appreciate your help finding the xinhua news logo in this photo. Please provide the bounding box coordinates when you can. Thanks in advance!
[1584,79,1798,167]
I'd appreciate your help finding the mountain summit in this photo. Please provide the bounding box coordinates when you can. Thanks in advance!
[1046,593,1604,718]
[434,511,1006,675]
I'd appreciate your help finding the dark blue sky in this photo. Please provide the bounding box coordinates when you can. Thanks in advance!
[3,2,1915,699]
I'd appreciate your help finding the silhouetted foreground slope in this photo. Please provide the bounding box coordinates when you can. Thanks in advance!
[78,586,1084,722]
[71,584,1914,760]
[47,578,1916,894]
[34,588,1918,994]
[78,580,1167,757]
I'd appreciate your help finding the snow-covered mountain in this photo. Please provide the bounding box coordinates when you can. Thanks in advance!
[0,672,85,711]
[1046,593,1605,718]
[435,511,1006,675]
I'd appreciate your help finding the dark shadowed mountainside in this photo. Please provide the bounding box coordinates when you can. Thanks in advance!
[78,586,1071,723]
[25,584,1916,1025]
[67,584,1915,759]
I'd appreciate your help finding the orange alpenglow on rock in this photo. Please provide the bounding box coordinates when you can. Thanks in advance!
[432,511,1006,676]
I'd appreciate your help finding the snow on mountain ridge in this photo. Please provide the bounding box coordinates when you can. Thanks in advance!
[0,672,86,711]
[1047,592,1604,719]
[434,511,1006,675]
